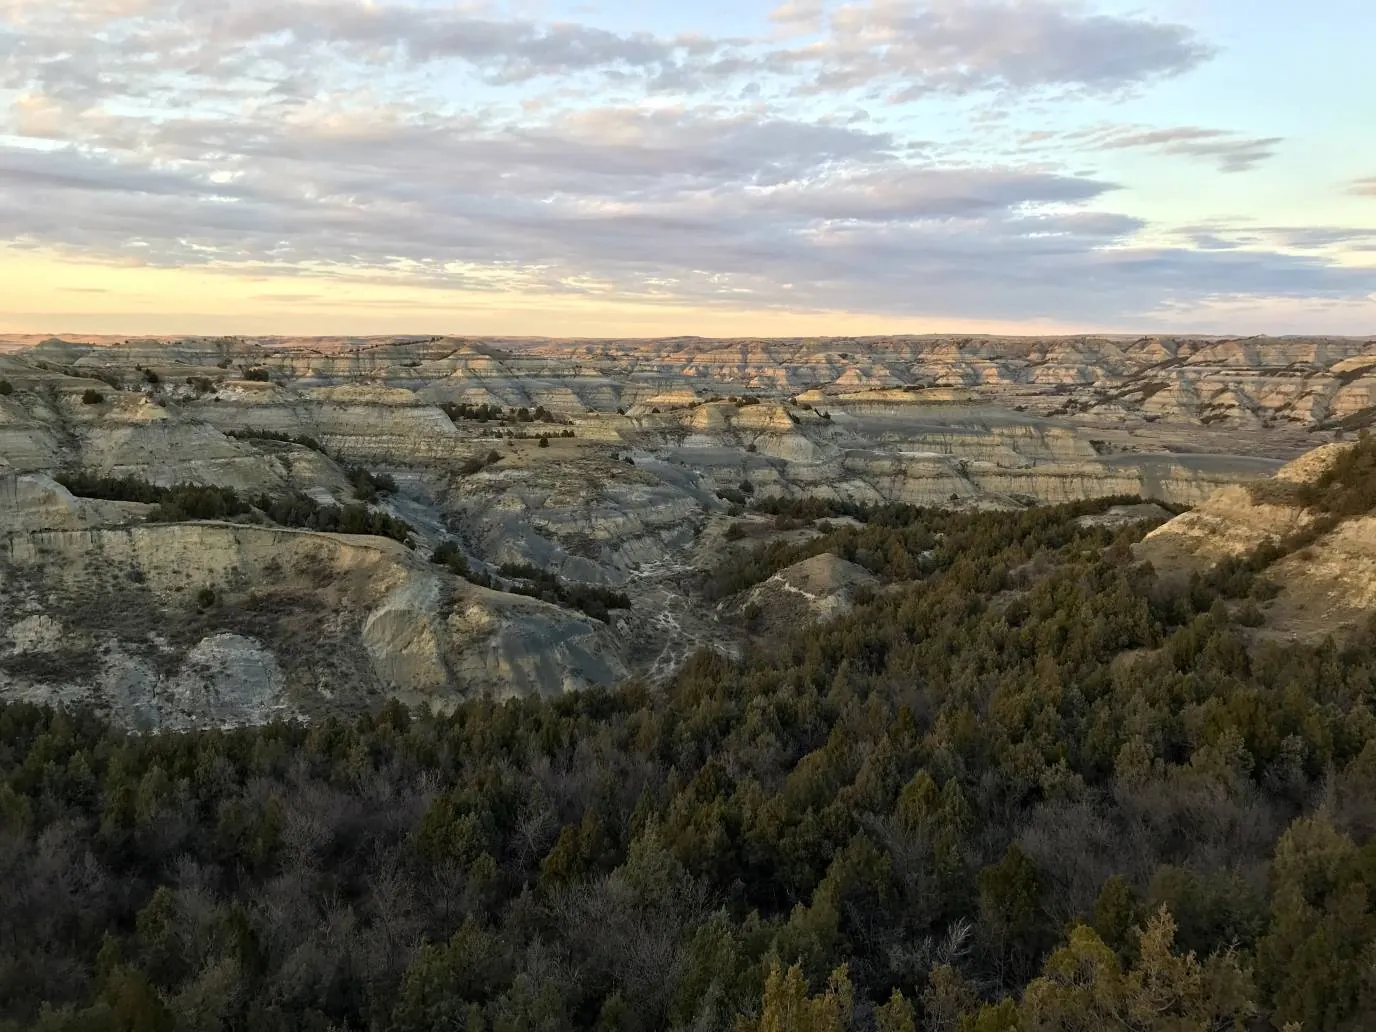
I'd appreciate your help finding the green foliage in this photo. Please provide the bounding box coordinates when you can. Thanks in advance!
[1014,908,1256,1031]
[0,379,13,396]
[81,389,105,404]
[459,450,503,475]
[149,485,251,522]
[4,497,1376,1030]
[253,491,413,545]
[707,493,1157,599]
[55,470,411,543]
[497,563,631,622]
[443,402,567,425]
[240,368,271,382]
[56,473,166,504]
[1251,432,1376,519]
[344,463,396,501]
[225,428,325,452]
[741,962,853,1032]
[55,474,249,520]
[433,547,628,622]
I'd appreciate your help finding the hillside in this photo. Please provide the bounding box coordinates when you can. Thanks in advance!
[4,472,1376,1030]
[5,334,1369,721]
[1138,434,1376,642]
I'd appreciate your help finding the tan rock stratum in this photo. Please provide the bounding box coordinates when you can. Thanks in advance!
[2,332,1373,725]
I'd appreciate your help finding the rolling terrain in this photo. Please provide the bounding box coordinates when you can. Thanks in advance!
[2,333,1373,727]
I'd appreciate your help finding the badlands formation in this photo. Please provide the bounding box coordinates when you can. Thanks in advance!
[2,332,1374,727]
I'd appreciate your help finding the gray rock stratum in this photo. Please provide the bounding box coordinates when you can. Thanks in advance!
[2,332,1372,726]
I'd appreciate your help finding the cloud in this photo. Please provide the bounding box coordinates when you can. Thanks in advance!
[0,0,1210,101]
[770,0,827,32]
[1262,226,1376,250]
[788,0,1212,98]
[1169,221,1376,253]
[1060,125,1281,172]
[0,101,1366,326]
[1353,177,1376,198]
[1099,127,1280,173]
[0,0,1367,328]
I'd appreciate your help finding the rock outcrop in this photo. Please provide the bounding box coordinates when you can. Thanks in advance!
[742,553,879,626]
[1136,439,1376,642]
[0,520,625,729]
[2,332,1374,723]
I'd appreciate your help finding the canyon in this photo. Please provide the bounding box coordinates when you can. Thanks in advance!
[2,332,1373,727]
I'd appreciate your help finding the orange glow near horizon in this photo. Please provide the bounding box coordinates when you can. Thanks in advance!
[0,249,1098,339]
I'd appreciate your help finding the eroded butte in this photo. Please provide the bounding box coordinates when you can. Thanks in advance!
[2,332,1372,726]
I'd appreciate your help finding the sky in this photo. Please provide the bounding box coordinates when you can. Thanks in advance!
[0,0,1373,337]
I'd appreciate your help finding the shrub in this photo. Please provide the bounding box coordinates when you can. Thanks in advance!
[254,491,413,545]
[458,450,503,476]
[241,368,271,382]
[195,587,216,609]
[345,465,397,502]
[538,436,550,448]
[0,380,12,396]
[443,401,504,423]
[432,540,497,587]
[142,369,160,385]
[150,484,250,522]
[81,389,104,405]
[56,473,165,503]
[497,562,630,622]
[227,429,326,453]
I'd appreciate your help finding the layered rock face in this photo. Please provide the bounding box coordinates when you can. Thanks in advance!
[1,332,1371,725]
[0,518,625,729]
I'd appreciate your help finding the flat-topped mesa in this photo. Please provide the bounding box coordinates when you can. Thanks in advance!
[188,386,471,463]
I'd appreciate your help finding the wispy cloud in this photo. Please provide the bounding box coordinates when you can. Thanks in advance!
[787,0,1212,98]
[1094,127,1281,173]
[1031,124,1283,173]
